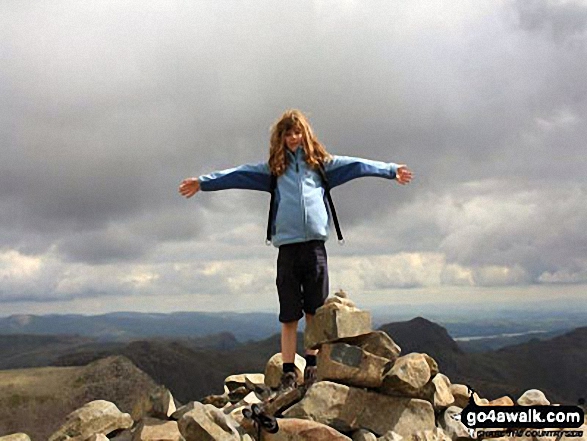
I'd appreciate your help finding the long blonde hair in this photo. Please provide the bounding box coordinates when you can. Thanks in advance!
[269,109,331,176]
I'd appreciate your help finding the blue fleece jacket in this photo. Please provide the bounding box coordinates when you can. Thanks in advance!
[198,148,399,247]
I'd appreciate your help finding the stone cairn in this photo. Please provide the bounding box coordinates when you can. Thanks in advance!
[3,290,586,441]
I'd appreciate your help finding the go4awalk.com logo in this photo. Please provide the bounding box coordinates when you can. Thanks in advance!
[455,388,585,438]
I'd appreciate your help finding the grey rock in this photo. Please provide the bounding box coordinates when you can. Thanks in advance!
[317,342,391,388]
[148,387,177,419]
[410,428,452,441]
[517,389,550,406]
[284,381,435,437]
[178,402,240,441]
[379,353,432,397]
[339,331,401,362]
[304,300,372,350]
[48,400,133,441]
[132,417,185,441]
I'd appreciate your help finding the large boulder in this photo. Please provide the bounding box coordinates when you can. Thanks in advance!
[420,374,454,410]
[178,402,240,441]
[338,331,401,362]
[304,295,372,350]
[264,353,306,389]
[379,353,432,397]
[132,418,185,441]
[284,381,435,437]
[147,387,177,419]
[224,373,265,394]
[263,418,352,440]
[48,400,133,441]
[317,342,391,388]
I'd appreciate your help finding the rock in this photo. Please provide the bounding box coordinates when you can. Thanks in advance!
[378,432,404,441]
[410,428,452,441]
[178,402,240,441]
[48,400,133,441]
[517,389,550,406]
[148,387,177,418]
[86,435,109,441]
[171,402,197,421]
[338,331,401,362]
[263,418,352,440]
[325,290,357,309]
[428,374,454,409]
[90,435,111,441]
[438,406,470,441]
[352,429,378,441]
[201,393,230,408]
[284,381,435,437]
[304,299,372,350]
[379,353,432,396]
[487,395,515,406]
[422,354,439,377]
[264,353,306,389]
[224,373,265,393]
[132,417,185,441]
[227,386,249,403]
[450,384,470,408]
[317,342,391,388]
[450,384,485,408]
[0,435,32,441]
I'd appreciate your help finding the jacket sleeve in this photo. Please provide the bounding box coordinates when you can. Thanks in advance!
[198,162,272,192]
[323,155,399,189]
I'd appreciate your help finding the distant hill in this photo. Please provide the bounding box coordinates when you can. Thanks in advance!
[379,317,587,404]
[1,316,585,413]
[0,332,239,370]
[0,312,281,342]
[0,356,159,440]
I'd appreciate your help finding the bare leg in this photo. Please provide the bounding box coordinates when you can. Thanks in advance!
[304,313,319,356]
[281,320,298,363]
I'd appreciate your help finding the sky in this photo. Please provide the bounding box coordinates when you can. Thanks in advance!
[0,0,586,317]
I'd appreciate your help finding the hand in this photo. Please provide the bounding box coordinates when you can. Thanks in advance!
[395,165,413,185]
[179,178,200,198]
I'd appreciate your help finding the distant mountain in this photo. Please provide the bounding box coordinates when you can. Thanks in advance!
[378,317,587,404]
[0,332,239,370]
[2,316,585,408]
[50,332,304,403]
[0,312,281,341]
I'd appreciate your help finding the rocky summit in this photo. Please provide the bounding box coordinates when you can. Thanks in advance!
[1,290,585,441]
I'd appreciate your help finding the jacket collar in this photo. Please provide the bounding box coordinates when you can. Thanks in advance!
[286,146,305,161]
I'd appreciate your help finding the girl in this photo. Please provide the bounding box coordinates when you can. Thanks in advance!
[179,109,412,391]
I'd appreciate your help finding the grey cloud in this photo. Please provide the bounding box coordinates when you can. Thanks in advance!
[513,0,587,43]
[0,0,585,301]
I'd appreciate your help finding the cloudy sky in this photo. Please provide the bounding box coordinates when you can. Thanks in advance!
[1,0,586,317]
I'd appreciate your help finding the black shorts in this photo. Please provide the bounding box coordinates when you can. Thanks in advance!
[276,240,329,323]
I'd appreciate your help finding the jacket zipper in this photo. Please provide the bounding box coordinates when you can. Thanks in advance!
[296,154,308,239]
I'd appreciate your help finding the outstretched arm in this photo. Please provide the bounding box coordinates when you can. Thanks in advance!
[179,162,271,197]
[324,155,412,188]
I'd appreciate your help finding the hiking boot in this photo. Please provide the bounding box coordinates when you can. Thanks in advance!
[277,371,298,393]
[304,365,317,387]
